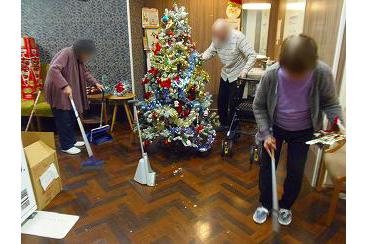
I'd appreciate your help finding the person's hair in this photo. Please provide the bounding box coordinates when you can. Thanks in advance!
[279,34,318,73]
[212,18,230,32]
[73,39,96,57]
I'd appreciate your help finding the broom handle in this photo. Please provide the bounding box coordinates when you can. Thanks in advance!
[69,95,94,157]
[269,149,280,233]
[99,90,105,127]
[25,90,42,132]
[133,104,145,157]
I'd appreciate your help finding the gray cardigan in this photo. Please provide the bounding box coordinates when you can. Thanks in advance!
[252,61,343,142]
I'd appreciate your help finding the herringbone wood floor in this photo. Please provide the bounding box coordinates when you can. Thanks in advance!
[22,124,346,244]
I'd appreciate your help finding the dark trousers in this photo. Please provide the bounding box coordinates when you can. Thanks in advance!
[259,125,314,210]
[52,108,77,150]
[217,78,239,126]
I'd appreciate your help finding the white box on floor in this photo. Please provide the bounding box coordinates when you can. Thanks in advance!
[21,146,37,223]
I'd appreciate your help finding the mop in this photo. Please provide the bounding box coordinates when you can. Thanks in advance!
[269,149,281,243]
[25,90,42,132]
[69,95,104,167]
[87,90,112,145]
[128,100,156,186]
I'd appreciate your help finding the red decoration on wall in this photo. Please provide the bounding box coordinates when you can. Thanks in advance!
[228,0,242,6]
[21,36,42,100]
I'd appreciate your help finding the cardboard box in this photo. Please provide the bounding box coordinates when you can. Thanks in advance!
[22,132,62,210]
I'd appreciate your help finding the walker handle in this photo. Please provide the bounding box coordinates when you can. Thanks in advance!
[128,99,139,105]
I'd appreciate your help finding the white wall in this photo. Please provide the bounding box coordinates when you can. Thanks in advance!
[245,10,257,49]
[339,66,346,120]
[283,0,306,38]
[259,10,270,54]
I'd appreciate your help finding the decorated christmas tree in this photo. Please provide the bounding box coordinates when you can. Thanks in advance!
[138,4,219,152]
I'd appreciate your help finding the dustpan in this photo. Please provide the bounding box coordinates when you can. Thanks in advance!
[87,90,112,145]
[134,153,156,186]
[129,99,156,187]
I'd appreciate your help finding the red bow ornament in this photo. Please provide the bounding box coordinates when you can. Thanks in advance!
[196,124,204,133]
[159,78,171,88]
[115,82,125,93]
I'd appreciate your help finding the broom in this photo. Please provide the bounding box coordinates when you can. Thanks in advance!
[269,149,281,243]
[25,90,42,132]
[69,95,104,167]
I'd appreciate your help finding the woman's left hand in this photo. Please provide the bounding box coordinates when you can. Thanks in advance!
[95,83,104,91]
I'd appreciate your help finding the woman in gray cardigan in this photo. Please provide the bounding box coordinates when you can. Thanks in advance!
[252,34,343,226]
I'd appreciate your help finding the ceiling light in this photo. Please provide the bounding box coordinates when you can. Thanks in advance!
[242,3,271,10]
[286,2,306,11]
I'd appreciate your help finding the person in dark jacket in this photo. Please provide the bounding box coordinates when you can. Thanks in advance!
[44,39,104,155]
[252,34,344,226]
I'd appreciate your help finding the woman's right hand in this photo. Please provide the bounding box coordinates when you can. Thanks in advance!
[62,85,72,96]
[264,135,276,155]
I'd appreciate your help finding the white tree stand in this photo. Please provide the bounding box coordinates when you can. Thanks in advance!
[130,100,156,186]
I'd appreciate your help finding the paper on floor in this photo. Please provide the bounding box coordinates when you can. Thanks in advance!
[39,163,59,191]
[21,211,79,239]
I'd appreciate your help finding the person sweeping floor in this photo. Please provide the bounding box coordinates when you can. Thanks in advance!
[44,39,104,155]
[252,34,344,226]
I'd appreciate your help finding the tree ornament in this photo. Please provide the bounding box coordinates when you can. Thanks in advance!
[153,43,162,55]
[159,78,171,88]
[162,15,169,23]
[144,91,152,100]
[183,108,190,117]
[176,104,183,114]
[142,77,150,84]
[148,67,159,76]
[152,111,158,119]
[196,124,204,133]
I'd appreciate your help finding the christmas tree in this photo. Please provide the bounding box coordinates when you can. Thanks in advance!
[138,4,219,152]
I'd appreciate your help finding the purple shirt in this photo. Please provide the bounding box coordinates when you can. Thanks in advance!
[275,68,314,131]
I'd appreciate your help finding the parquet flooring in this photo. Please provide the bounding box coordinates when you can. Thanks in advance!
[21,124,346,244]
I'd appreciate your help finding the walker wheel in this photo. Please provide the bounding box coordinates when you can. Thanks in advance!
[221,138,233,157]
[250,145,261,164]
